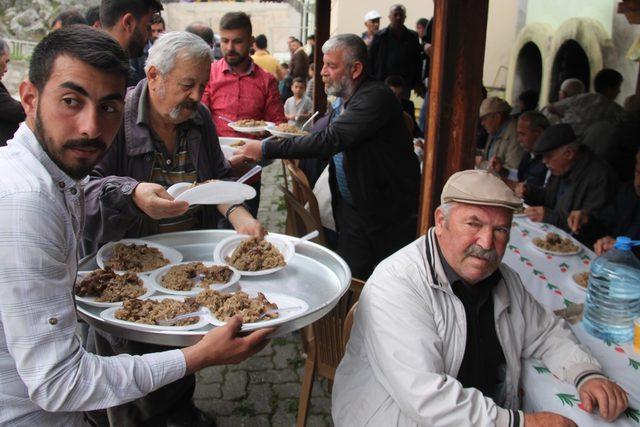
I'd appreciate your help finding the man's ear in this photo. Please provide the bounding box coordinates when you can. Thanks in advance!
[434,207,445,235]
[19,79,38,120]
[121,12,137,36]
[146,65,159,88]
[351,61,364,80]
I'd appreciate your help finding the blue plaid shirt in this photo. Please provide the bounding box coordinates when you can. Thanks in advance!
[330,98,354,204]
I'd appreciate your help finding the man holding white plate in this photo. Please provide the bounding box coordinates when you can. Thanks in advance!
[83,31,265,255]
[0,26,272,427]
[81,31,267,425]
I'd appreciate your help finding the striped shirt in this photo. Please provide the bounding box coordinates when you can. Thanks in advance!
[0,124,186,426]
[137,97,201,233]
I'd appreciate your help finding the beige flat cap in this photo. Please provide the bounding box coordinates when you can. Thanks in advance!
[479,97,511,118]
[441,170,522,210]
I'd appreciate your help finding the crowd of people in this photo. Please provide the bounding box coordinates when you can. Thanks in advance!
[0,0,637,426]
[478,68,640,255]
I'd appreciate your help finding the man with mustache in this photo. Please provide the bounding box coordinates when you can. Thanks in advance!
[237,34,420,280]
[201,12,285,217]
[0,26,272,426]
[332,170,628,426]
[82,31,265,426]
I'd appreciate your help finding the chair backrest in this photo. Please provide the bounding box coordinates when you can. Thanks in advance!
[279,184,327,246]
[312,278,365,381]
[284,161,324,229]
[342,302,358,351]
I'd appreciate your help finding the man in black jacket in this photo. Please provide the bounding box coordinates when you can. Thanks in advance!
[237,34,421,279]
[368,4,422,99]
[517,124,617,244]
[0,38,25,146]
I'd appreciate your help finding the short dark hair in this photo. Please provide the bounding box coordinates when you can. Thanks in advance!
[150,13,165,26]
[519,111,549,131]
[100,0,162,29]
[186,23,214,47]
[85,6,101,26]
[416,17,428,28]
[219,12,252,35]
[594,68,623,94]
[52,10,86,28]
[292,77,306,86]
[255,34,268,49]
[291,38,302,46]
[29,25,129,92]
[518,89,539,111]
[281,63,289,69]
[306,35,315,41]
[384,75,405,88]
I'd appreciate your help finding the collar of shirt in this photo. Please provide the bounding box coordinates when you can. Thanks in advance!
[11,123,84,194]
[221,57,255,76]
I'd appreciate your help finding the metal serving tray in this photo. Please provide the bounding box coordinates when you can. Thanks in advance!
[77,230,351,346]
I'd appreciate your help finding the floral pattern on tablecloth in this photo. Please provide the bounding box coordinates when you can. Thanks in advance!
[506,218,640,426]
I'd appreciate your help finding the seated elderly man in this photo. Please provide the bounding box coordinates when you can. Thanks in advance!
[332,170,628,427]
[478,97,524,175]
[491,111,549,189]
[517,124,617,244]
[542,78,585,124]
[546,69,624,136]
[82,31,264,426]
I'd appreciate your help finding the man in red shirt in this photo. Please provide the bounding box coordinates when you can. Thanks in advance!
[201,12,285,215]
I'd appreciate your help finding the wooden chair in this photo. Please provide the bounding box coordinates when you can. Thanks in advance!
[278,185,327,246]
[283,160,324,231]
[296,278,365,427]
[342,301,358,351]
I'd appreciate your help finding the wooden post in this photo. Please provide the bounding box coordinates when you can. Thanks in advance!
[313,0,330,116]
[418,0,490,234]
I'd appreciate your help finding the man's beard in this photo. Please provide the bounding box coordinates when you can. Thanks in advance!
[34,109,107,180]
[224,50,247,66]
[169,100,198,121]
[157,84,198,122]
[128,25,148,57]
[324,73,352,98]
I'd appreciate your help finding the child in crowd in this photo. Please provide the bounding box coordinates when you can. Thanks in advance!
[284,77,313,128]
[279,63,293,102]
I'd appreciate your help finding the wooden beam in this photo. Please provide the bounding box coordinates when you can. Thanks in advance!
[313,0,330,116]
[418,0,490,234]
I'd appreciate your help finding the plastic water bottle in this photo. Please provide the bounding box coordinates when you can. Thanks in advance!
[582,237,640,343]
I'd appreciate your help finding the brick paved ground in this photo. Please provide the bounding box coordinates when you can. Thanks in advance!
[194,162,334,426]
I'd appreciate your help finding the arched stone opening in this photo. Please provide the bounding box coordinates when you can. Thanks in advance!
[548,39,590,102]
[513,41,543,105]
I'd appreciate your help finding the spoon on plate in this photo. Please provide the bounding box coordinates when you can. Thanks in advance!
[157,309,209,326]
[166,166,262,199]
[258,306,304,320]
[293,230,319,247]
[301,111,319,131]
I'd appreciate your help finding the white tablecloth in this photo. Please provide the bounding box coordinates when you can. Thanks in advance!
[504,217,640,426]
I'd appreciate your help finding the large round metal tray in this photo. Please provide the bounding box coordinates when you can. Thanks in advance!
[77,230,351,347]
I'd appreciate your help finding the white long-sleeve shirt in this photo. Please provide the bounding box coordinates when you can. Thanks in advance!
[0,124,186,426]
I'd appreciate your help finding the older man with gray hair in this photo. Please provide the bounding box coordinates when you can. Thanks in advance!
[237,33,420,279]
[332,169,628,427]
[83,31,265,426]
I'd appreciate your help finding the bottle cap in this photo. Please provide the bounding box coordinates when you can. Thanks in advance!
[613,236,640,251]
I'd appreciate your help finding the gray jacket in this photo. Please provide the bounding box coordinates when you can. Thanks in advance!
[82,79,232,254]
[332,229,603,427]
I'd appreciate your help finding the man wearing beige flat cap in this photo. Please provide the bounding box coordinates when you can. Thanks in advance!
[332,170,628,427]
[478,97,525,176]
